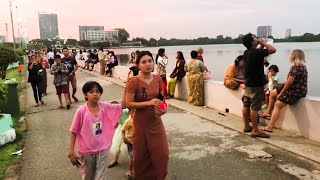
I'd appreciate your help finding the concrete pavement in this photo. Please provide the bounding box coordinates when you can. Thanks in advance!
[19,69,320,180]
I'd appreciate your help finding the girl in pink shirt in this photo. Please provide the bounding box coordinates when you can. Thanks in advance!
[68,81,125,179]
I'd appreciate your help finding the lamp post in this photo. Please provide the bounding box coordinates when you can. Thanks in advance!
[16,5,22,48]
[9,0,16,49]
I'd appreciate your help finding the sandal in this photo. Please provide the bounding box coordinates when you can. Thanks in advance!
[108,161,118,168]
[40,100,44,105]
[260,114,271,120]
[243,126,252,133]
[261,127,273,133]
[72,96,79,102]
[251,132,270,138]
[59,105,64,109]
[126,171,134,179]
[35,103,40,107]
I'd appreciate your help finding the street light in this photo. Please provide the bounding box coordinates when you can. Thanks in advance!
[9,0,16,49]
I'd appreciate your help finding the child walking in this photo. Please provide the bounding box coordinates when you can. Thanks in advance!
[18,63,23,76]
[50,55,70,109]
[68,81,124,180]
[121,109,134,179]
[262,65,279,109]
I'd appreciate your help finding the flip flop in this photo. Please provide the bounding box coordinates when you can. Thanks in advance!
[243,126,252,133]
[261,127,273,133]
[108,161,118,168]
[72,96,79,102]
[59,105,64,109]
[251,132,270,138]
[259,114,271,120]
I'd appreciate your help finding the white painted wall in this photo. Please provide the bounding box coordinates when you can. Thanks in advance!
[77,62,320,142]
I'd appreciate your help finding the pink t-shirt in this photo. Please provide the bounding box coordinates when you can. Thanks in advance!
[70,102,122,154]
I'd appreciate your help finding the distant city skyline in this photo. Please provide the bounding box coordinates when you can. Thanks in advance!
[1,0,320,42]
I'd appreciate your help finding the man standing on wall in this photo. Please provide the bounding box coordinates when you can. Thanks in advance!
[61,47,79,103]
[241,33,276,138]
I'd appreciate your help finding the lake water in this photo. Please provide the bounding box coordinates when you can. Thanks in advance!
[111,42,320,98]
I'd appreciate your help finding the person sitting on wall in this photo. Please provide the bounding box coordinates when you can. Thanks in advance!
[261,50,308,132]
[224,55,245,90]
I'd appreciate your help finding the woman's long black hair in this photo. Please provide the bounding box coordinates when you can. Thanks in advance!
[155,48,165,64]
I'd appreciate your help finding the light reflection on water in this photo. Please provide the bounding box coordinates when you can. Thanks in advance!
[111,42,320,98]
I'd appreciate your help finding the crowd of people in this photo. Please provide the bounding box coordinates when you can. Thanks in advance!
[24,32,308,179]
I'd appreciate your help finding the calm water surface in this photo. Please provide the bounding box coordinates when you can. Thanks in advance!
[111,42,320,98]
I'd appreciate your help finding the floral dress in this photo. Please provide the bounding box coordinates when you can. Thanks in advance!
[185,59,204,106]
[276,64,308,104]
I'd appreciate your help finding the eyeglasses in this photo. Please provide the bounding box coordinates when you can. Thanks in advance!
[142,87,147,100]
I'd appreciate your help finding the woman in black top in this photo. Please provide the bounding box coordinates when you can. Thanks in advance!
[28,55,44,107]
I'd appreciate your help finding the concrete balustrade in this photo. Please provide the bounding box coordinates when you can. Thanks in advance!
[76,61,320,142]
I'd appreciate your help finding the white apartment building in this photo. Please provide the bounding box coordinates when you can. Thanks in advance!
[86,30,119,42]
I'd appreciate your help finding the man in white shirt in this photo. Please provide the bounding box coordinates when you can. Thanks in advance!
[47,49,55,68]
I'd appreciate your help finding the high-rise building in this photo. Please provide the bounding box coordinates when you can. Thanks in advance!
[79,26,104,41]
[257,25,272,37]
[38,12,59,39]
[285,28,292,39]
[79,26,118,42]
[0,35,6,43]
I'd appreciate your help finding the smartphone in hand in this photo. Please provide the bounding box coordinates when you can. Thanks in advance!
[76,158,83,168]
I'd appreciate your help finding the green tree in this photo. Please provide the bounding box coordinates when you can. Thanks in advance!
[78,40,91,47]
[115,28,130,43]
[66,39,77,46]
[0,45,19,79]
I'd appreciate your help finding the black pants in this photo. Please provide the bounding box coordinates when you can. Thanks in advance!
[106,64,115,75]
[31,82,42,103]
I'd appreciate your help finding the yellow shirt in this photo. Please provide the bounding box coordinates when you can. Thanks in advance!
[121,116,134,144]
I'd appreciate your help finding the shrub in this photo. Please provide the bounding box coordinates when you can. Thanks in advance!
[0,45,18,79]
[0,80,8,107]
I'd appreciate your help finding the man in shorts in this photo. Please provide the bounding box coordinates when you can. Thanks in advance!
[50,55,71,109]
[241,33,276,138]
[61,47,79,103]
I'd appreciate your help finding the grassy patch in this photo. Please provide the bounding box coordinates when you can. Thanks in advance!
[0,67,26,179]
[0,138,19,180]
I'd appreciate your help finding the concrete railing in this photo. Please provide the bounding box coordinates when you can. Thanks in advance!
[77,61,320,142]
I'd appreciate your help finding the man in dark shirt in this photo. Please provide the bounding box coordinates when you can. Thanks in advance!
[242,33,276,138]
[89,49,99,71]
[62,47,79,103]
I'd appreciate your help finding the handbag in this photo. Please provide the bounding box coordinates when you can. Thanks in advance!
[203,71,211,80]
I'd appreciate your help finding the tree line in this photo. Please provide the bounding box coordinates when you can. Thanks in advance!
[23,30,320,49]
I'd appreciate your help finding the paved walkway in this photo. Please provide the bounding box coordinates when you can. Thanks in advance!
[19,69,320,180]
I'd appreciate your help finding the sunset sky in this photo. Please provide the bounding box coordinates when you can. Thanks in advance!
[1,0,320,41]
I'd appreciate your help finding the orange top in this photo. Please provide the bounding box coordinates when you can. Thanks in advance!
[18,65,22,71]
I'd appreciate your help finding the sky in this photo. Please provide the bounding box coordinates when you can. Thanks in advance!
[1,0,320,41]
